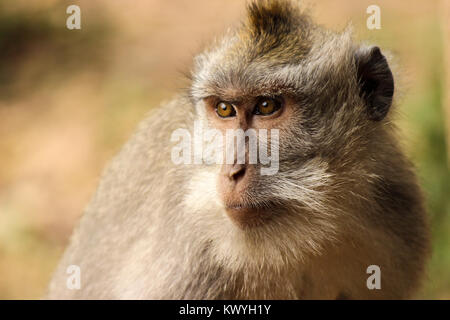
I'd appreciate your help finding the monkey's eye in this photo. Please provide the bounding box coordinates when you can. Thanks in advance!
[216,101,236,118]
[254,97,281,116]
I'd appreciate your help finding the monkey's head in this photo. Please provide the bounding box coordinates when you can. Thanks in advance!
[187,0,394,252]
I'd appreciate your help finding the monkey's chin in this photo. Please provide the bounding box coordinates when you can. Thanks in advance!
[224,204,273,229]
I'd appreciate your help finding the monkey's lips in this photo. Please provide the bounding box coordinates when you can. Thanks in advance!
[223,200,275,228]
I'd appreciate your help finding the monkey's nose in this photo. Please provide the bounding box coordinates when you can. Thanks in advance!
[228,164,246,182]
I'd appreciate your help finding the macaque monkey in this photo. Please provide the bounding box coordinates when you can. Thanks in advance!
[47,0,429,299]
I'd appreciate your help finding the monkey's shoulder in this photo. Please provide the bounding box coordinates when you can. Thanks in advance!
[83,96,194,222]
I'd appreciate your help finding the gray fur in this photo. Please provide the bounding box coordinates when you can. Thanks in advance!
[47,0,429,299]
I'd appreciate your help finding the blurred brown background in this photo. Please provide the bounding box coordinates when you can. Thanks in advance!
[0,0,449,299]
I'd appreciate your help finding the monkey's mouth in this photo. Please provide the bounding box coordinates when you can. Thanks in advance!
[225,202,255,210]
[223,200,277,228]
[224,200,276,210]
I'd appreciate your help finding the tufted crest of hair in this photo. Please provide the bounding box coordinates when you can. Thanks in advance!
[191,0,319,100]
[244,0,311,60]
[247,0,296,35]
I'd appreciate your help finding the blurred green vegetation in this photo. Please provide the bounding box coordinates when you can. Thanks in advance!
[0,1,111,99]
[0,0,448,299]
[408,38,450,299]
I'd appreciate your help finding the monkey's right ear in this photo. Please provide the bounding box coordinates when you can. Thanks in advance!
[355,46,394,121]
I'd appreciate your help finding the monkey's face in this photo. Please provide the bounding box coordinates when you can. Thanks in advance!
[189,1,394,230]
[200,94,297,227]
